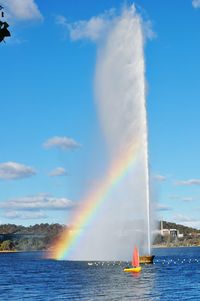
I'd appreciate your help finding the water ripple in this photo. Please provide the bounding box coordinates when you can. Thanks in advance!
[0,248,200,300]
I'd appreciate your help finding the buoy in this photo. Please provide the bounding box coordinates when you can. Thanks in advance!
[124,266,142,273]
[123,246,142,273]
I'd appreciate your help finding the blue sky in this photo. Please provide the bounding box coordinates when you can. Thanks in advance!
[1,0,200,229]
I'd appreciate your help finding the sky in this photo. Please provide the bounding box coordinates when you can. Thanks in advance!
[1,0,200,229]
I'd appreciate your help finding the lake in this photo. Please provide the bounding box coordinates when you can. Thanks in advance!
[0,247,200,300]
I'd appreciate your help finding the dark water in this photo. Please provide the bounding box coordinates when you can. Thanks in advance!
[1,247,200,300]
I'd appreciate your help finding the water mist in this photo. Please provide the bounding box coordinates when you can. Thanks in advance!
[69,5,152,261]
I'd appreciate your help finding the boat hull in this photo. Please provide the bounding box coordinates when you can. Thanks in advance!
[123,266,142,273]
[139,255,155,264]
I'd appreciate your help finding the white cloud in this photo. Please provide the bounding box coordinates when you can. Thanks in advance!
[192,0,200,8]
[0,194,76,210]
[43,136,81,150]
[56,9,114,42]
[175,179,200,186]
[48,167,69,177]
[56,5,154,43]
[154,174,166,182]
[5,210,47,220]
[0,194,76,211]
[0,162,36,180]
[1,193,76,221]
[1,0,43,21]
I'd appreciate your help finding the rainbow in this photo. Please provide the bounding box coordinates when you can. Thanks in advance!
[48,140,141,260]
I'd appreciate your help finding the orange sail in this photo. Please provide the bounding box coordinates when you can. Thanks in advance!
[132,246,139,267]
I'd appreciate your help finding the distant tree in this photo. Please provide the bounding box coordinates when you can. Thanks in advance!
[0,240,15,250]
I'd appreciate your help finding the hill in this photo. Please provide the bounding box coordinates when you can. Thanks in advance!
[0,221,199,251]
[0,223,66,251]
[162,221,200,235]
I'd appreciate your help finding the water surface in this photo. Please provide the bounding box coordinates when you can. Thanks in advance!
[1,247,200,300]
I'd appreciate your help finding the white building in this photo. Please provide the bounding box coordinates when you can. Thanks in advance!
[160,221,183,238]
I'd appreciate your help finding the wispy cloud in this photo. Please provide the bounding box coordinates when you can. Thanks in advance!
[169,195,196,202]
[43,136,81,151]
[156,204,172,211]
[55,5,154,43]
[175,179,200,186]
[173,214,200,229]
[192,0,200,8]
[5,211,47,220]
[0,194,76,211]
[174,214,196,223]
[0,162,36,180]
[48,167,69,177]
[1,0,43,21]
[154,174,166,182]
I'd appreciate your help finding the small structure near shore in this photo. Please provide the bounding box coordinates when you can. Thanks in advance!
[160,221,183,239]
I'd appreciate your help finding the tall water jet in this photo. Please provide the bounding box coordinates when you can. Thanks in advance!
[94,4,151,257]
[50,4,153,261]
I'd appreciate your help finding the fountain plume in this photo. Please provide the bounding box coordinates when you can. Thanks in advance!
[88,4,151,259]
[50,4,153,261]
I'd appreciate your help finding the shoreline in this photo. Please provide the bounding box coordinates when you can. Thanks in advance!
[0,245,200,254]
[0,250,17,253]
[153,244,200,249]
[0,250,45,253]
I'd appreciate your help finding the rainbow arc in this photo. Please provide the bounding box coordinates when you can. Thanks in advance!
[48,141,141,260]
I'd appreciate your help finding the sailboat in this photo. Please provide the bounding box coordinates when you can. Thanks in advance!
[123,246,142,273]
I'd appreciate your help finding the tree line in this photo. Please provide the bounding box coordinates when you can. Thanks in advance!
[0,221,199,251]
[0,223,66,251]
